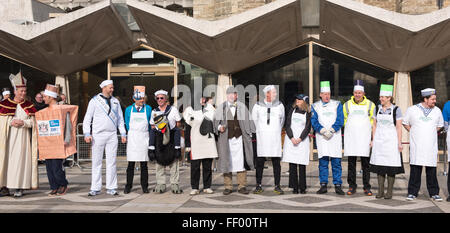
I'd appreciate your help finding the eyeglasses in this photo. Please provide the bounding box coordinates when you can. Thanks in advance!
[156,97,165,100]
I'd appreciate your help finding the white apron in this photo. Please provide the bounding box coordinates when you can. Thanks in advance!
[408,106,441,167]
[314,100,342,159]
[344,104,372,157]
[229,136,245,172]
[370,106,401,167]
[254,104,284,157]
[126,106,149,162]
[282,112,310,165]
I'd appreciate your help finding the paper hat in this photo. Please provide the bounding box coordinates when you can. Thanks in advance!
[263,85,276,93]
[2,88,10,96]
[320,81,331,93]
[354,80,364,92]
[154,89,168,96]
[295,94,309,103]
[133,86,145,100]
[226,86,237,94]
[379,84,393,97]
[9,72,27,90]
[421,88,436,97]
[99,80,113,88]
[43,84,58,98]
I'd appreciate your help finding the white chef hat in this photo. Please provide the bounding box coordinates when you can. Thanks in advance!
[154,89,168,96]
[353,80,364,92]
[379,84,393,97]
[263,85,276,93]
[320,81,331,93]
[421,88,436,97]
[43,84,58,98]
[99,80,113,88]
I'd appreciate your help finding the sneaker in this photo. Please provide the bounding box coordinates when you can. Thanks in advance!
[88,190,101,196]
[13,189,23,198]
[253,185,264,194]
[431,195,443,202]
[48,190,58,196]
[203,188,214,194]
[364,189,373,196]
[406,194,416,201]
[347,187,356,195]
[223,189,232,195]
[316,184,327,194]
[107,189,119,196]
[57,186,68,196]
[274,186,284,195]
[335,185,345,195]
[238,187,249,195]
[190,189,200,195]
[0,187,10,197]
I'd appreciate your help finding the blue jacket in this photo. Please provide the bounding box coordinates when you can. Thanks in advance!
[124,104,152,131]
[443,100,450,130]
[311,100,344,133]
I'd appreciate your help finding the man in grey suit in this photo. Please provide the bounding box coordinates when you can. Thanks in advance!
[214,86,255,195]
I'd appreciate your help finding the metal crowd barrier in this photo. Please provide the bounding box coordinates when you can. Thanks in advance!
[76,123,127,169]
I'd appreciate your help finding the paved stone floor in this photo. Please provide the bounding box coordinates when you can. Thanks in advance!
[0,160,449,213]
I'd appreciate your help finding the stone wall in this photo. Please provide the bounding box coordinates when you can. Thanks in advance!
[194,0,450,20]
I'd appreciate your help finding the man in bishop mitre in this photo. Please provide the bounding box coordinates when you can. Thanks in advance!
[0,72,38,198]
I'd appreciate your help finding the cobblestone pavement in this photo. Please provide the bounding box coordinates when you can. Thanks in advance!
[0,160,448,213]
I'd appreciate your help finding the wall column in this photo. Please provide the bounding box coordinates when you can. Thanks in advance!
[216,74,232,106]
[394,72,412,163]
[55,75,70,104]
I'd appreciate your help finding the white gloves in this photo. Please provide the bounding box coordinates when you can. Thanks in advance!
[320,128,327,135]
[322,128,335,140]
[185,147,191,152]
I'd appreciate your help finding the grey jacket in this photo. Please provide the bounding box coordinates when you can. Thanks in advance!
[213,101,255,173]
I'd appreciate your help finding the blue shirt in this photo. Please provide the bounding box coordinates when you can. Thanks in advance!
[443,100,450,130]
[311,100,344,132]
[124,104,152,131]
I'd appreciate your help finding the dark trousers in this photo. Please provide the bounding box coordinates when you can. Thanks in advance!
[408,164,439,197]
[45,159,68,190]
[448,163,450,195]
[256,157,281,186]
[347,156,371,190]
[190,158,213,190]
[126,162,148,190]
[289,163,306,191]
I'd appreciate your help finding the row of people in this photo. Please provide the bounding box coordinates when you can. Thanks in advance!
[0,74,449,203]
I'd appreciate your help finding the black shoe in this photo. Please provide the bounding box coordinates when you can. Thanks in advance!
[223,189,233,195]
[253,185,263,194]
[299,190,307,194]
[48,189,58,196]
[347,187,356,195]
[335,185,345,195]
[447,196,450,202]
[0,187,10,197]
[238,187,249,195]
[316,184,327,194]
[274,186,284,195]
[142,188,149,193]
[293,189,299,194]
[124,187,131,194]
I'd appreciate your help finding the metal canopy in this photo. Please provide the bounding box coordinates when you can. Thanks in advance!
[0,1,135,75]
[320,0,450,72]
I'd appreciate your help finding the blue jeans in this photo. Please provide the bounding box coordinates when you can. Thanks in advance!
[319,156,342,185]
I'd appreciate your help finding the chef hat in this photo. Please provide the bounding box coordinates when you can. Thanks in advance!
[226,86,237,94]
[354,80,364,92]
[154,89,168,96]
[99,80,113,88]
[263,85,276,93]
[133,85,146,100]
[43,84,58,98]
[379,84,393,97]
[421,88,436,97]
[320,81,331,93]
[295,94,309,103]
[9,72,27,90]
[2,88,10,96]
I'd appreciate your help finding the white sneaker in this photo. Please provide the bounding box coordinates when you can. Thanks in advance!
[203,188,214,194]
[431,195,443,202]
[107,189,119,196]
[88,190,101,196]
[190,189,199,195]
[406,194,416,201]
